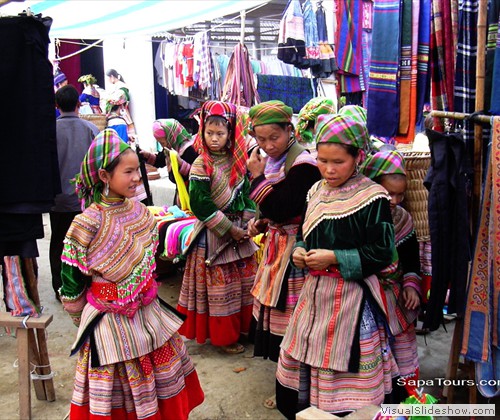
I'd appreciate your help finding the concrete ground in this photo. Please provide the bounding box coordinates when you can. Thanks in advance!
[0,214,498,419]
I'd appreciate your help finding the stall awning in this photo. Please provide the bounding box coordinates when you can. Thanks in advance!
[0,0,270,39]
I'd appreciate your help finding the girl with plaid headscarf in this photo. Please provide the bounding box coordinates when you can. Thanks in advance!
[176,101,258,354]
[140,119,198,207]
[276,114,400,417]
[59,129,204,419]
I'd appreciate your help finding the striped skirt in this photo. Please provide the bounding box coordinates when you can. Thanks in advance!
[276,300,399,415]
[69,333,204,419]
[391,323,419,379]
[252,266,305,362]
[177,231,257,346]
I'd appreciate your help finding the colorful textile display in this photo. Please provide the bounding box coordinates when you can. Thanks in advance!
[256,74,317,113]
[461,117,500,398]
[336,0,363,93]
[367,0,401,138]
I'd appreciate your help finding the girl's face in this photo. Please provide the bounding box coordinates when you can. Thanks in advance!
[204,121,229,152]
[252,124,291,159]
[100,149,141,199]
[316,143,359,188]
[379,175,407,209]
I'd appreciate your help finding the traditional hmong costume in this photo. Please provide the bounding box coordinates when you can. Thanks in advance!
[361,150,421,390]
[247,100,321,362]
[276,114,400,417]
[60,129,204,419]
[177,101,258,346]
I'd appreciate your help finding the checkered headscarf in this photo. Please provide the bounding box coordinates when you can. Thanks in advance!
[152,119,193,155]
[295,97,337,144]
[315,114,369,151]
[193,101,247,187]
[248,100,293,129]
[360,150,406,180]
[74,129,130,209]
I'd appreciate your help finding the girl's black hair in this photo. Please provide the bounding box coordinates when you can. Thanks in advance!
[105,148,134,173]
[106,68,125,83]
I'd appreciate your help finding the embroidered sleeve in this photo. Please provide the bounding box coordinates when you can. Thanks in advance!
[190,178,232,237]
[59,262,89,327]
[397,232,422,294]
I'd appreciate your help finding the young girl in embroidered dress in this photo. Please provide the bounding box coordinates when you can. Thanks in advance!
[361,149,421,400]
[176,101,258,355]
[59,128,204,419]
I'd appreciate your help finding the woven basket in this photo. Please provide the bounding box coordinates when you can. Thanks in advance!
[79,114,107,132]
[402,151,431,242]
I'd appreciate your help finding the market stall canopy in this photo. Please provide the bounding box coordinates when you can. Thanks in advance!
[0,0,271,39]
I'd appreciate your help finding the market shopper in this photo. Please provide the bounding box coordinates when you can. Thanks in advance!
[139,118,198,207]
[177,100,258,354]
[276,114,400,417]
[246,100,321,409]
[59,128,204,419]
[49,85,99,301]
[361,149,421,399]
[78,73,102,114]
[105,68,136,141]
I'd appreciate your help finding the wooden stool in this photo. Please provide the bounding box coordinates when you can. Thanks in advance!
[0,313,55,420]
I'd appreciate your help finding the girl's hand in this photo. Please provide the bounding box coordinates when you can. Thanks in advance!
[247,217,268,237]
[229,225,248,242]
[292,247,307,269]
[304,249,337,271]
[246,147,267,179]
[402,287,420,310]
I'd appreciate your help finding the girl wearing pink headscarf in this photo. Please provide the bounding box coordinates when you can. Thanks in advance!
[140,119,197,207]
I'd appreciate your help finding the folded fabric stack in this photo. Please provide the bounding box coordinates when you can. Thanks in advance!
[148,205,196,262]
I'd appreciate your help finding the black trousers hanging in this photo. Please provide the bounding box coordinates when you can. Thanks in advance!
[423,129,471,331]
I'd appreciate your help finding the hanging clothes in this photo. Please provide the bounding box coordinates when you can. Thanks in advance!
[422,129,471,331]
[453,0,478,150]
[490,6,500,114]
[395,0,415,143]
[256,74,317,113]
[221,43,260,107]
[366,0,401,139]
[336,0,363,93]
[485,1,500,113]
[461,117,500,398]
[277,0,306,67]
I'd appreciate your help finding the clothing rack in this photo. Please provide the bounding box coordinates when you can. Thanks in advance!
[429,106,494,404]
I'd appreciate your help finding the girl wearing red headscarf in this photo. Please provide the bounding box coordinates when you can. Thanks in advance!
[177,101,258,354]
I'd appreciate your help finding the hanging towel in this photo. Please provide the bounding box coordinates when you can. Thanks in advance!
[461,117,500,398]
[367,0,401,138]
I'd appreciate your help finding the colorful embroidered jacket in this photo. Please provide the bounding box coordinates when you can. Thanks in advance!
[60,198,183,365]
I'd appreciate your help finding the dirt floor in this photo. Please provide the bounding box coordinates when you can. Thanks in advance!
[0,214,497,419]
